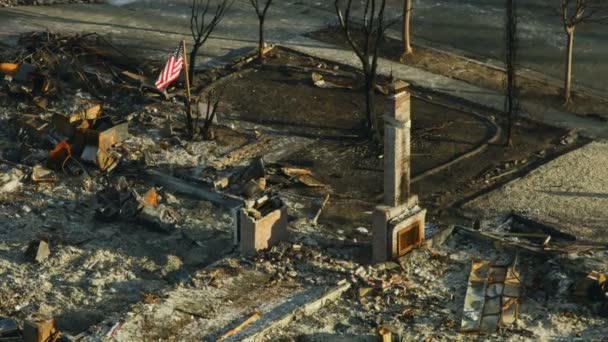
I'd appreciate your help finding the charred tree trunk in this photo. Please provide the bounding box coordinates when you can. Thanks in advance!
[564,26,575,104]
[558,0,608,105]
[258,17,265,60]
[364,79,377,140]
[335,0,387,142]
[189,44,201,85]
[504,0,518,147]
[250,0,273,60]
[189,0,232,82]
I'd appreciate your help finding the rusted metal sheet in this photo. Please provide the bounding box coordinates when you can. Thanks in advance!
[460,258,522,333]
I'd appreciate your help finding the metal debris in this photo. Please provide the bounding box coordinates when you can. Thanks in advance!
[574,271,607,302]
[31,164,58,183]
[0,318,19,339]
[460,258,522,333]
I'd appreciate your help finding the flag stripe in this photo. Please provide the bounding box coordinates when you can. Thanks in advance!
[155,44,184,90]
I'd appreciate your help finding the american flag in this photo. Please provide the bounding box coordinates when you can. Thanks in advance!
[155,43,184,90]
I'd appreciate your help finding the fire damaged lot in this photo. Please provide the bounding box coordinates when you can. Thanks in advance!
[0,32,607,341]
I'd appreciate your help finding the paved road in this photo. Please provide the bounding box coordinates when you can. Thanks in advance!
[309,0,608,93]
[0,0,606,92]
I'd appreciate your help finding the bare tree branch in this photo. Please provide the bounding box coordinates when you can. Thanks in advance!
[335,0,388,141]
[189,0,234,82]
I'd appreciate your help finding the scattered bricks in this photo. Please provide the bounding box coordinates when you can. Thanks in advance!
[238,197,288,256]
[25,237,50,263]
[23,315,55,342]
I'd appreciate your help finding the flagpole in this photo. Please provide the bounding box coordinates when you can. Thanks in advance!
[182,39,192,103]
[181,39,194,137]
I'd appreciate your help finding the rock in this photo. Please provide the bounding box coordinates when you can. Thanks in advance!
[560,131,578,145]
[358,287,374,298]
[90,277,105,287]
[162,255,183,276]
[164,192,180,205]
[0,169,23,193]
[354,266,367,278]
[355,227,369,235]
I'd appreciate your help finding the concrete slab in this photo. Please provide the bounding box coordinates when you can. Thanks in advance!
[464,141,608,243]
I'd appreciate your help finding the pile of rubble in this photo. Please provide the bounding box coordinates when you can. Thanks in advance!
[1,30,607,341]
[258,225,608,340]
[0,31,242,339]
